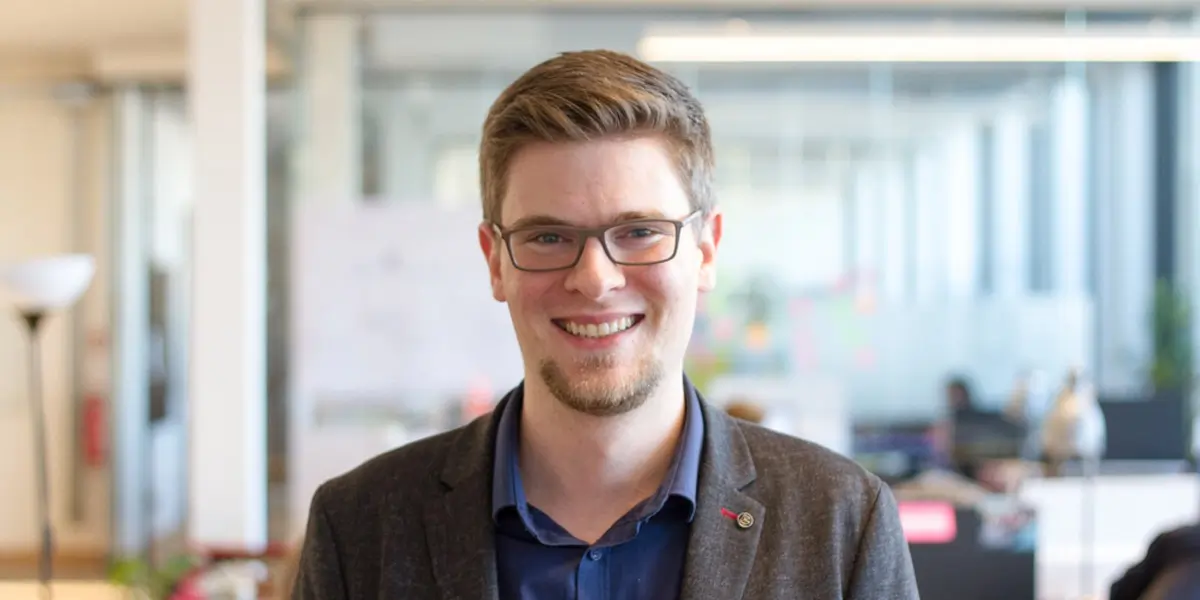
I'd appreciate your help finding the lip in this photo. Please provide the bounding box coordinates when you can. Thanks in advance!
[552,312,643,324]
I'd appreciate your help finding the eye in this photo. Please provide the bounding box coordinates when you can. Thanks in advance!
[523,231,571,245]
[612,223,669,241]
[626,228,658,238]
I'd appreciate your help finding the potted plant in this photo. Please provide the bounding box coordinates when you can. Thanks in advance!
[108,555,205,599]
[1150,281,1195,390]
[1147,281,1196,459]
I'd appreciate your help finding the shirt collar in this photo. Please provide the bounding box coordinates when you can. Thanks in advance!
[491,375,705,523]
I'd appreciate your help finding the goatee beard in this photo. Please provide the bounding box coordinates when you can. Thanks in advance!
[538,354,663,417]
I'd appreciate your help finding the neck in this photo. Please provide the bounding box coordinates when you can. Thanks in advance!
[516,374,686,539]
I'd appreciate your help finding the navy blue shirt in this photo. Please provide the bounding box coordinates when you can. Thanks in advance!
[491,380,705,600]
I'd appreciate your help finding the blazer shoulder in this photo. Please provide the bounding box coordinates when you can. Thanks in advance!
[312,424,466,512]
[738,422,883,502]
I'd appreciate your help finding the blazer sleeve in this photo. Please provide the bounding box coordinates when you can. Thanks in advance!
[291,483,348,600]
[845,481,921,599]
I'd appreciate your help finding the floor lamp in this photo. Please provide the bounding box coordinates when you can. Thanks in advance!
[0,254,96,600]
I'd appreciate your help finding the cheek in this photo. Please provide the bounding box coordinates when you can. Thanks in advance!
[505,273,559,317]
[630,268,686,310]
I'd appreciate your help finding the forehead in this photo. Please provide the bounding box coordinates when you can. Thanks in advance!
[500,136,691,227]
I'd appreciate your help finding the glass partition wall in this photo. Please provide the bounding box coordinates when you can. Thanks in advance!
[279,8,1200,583]
[290,5,1198,415]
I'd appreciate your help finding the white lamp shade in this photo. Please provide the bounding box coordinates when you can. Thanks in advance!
[0,254,96,311]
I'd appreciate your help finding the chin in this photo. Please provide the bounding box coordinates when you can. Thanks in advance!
[538,356,664,418]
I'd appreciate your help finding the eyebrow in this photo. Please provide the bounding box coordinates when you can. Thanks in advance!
[505,211,668,230]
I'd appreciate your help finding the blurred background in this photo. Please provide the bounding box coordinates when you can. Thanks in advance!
[0,0,1199,598]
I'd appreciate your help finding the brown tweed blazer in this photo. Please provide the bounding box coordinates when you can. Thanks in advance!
[292,390,920,599]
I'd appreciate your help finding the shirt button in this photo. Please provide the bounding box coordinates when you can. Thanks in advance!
[588,549,603,561]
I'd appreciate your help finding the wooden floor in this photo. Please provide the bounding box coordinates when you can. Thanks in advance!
[0,551,107,582]
[0,581,128,600]
[0,482,294,594]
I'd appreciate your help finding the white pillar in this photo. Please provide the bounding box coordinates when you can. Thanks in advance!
[187,0,268,551]
[110,87,152,558]
[912,143,946,302]
[991,110,1031,298]
[1050,74,1090,296]
[1093,64,1154,394]
[380,89,432,202]
[878,155,909,302]
[943,126,981,299]
[297,14,361,204]
[851,161,880,286]
[1179,45,1200,382]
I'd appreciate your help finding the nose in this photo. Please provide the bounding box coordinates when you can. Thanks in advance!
[564,237,625,300]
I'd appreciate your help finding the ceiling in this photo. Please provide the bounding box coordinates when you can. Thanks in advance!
[0,1,187,53]
[0,0,1191,84]
[0,0,297,83]
[1,0,1195,55]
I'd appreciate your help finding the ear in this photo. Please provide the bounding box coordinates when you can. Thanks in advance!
[697,209,722,293]
[478,222,507,302]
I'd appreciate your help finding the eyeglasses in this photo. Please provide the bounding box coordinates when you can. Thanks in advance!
[492,211,703,272]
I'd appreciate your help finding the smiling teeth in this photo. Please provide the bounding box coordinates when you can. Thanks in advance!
[563,317,636,338]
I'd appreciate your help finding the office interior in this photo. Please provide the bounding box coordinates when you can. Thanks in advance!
[1,0,1199,598]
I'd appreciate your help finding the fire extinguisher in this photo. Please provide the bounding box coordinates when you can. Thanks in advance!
[82,394,106,468]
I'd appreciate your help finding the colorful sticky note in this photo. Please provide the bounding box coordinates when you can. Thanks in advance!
[745,322,771,351]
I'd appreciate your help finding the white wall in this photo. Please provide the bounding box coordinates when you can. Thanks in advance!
[0,88,112,553]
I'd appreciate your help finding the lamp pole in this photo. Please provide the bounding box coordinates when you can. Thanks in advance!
[21,309,53,600]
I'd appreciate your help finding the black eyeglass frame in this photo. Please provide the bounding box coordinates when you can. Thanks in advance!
[491,210,704,272]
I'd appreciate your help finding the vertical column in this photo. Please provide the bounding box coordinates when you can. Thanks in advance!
[943,126,981,299]
[1050,74,1090,296]
[877,154,909,302]
[380,88,432,202]
[1183,24,1200,380]
[297,14,361,204]
[187,0,267,551]
[991,109,1031,298]
[911,142,945,302]
[110,87,152,558]
[1093,64,1154,394]
[851,161,880,287]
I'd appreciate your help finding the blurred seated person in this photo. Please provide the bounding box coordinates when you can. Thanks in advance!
[1110,523,1200,600]
[943,375,983,479]
[724,399,765,424]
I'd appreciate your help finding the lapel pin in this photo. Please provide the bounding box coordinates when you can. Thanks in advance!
[720,508,755,529]
[736,512,754,529]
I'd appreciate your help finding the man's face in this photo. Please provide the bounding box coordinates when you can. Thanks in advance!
[479,136,721,417]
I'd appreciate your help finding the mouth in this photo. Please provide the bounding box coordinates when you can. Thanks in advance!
[552,315,645,339]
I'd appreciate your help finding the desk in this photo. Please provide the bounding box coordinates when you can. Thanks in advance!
[1020,473,1200,598]
[908,507,1036,600]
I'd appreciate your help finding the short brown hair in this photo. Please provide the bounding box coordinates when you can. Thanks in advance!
[479,49,715,225]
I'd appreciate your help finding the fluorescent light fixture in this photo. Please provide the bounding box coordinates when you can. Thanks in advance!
[637,25,1200,63]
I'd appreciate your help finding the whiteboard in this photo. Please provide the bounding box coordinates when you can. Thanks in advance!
[292,202,523,407]
[290,202,526,536]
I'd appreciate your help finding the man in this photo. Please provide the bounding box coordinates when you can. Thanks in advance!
[292,49,919,599]
[1110,523,1200,600]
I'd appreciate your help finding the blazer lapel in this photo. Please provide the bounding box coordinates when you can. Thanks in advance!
[680,400,765,600]
[423,402,506,600]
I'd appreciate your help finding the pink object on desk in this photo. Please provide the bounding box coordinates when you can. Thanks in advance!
[897,501,957,544]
